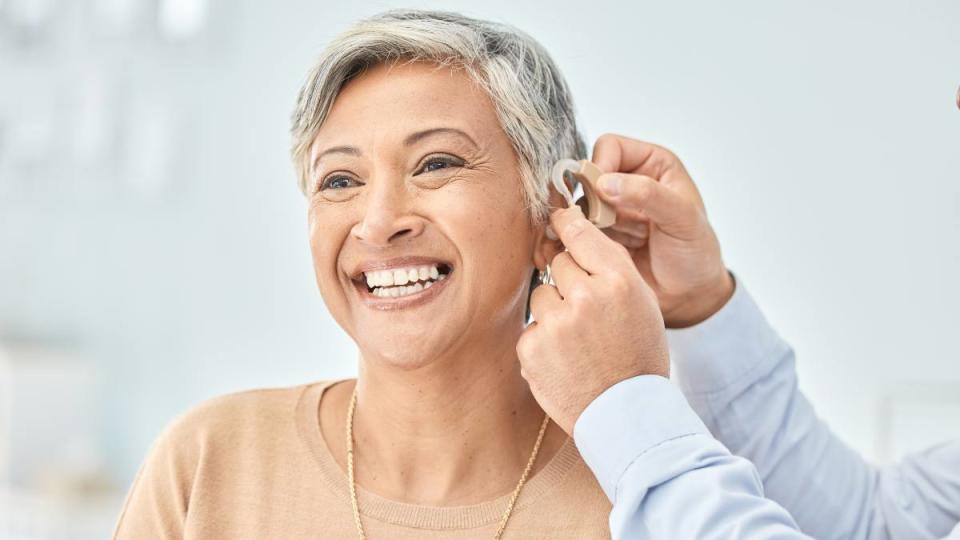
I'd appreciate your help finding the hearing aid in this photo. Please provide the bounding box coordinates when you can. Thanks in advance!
[546,159,617,240]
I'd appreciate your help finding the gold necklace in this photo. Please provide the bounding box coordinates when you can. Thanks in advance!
[346,386,550,540]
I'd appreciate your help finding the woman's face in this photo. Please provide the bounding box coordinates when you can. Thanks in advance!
[307,61,544,369]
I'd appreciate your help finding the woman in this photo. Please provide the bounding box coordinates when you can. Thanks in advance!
[114,9,613,539]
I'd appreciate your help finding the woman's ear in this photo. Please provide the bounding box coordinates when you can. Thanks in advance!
[533,223,563,272]
[533,187,568,271]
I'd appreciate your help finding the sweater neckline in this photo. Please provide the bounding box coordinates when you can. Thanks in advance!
[295,379,581,530]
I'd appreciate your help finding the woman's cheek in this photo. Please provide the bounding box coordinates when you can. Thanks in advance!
[307,205,352,297]
[424,174,500,219]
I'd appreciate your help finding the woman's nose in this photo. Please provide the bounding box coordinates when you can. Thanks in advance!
[351,180,425,247]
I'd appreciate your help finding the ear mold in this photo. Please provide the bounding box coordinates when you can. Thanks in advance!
[550,159,616,229]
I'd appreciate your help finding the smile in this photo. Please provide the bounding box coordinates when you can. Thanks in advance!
[364,263,450,298]
[350,259,453,308]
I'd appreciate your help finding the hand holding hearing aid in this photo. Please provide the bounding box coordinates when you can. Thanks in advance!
[516,206,669,435]
[589,133,734,328]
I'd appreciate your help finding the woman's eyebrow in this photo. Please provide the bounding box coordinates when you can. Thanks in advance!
[311,128,478,172]
[312,145,361,172]
[404,127,479,149]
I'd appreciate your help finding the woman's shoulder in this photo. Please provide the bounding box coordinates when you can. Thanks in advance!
[159,379,339,445]
[125,380,342,501]
[115,380,345,538]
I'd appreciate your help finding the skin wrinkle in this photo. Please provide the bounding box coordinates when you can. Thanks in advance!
[308,60,568,506]
[311,142,495,212]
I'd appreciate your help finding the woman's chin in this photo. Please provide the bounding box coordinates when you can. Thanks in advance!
[353,323,465,371]
[360,344,451,371]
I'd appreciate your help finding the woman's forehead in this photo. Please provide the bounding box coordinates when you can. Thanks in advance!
[313,61,501,149]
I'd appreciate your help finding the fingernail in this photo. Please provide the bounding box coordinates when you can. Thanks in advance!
[545,225,558,240]
[601,175,622,196]
[564,218,586,236]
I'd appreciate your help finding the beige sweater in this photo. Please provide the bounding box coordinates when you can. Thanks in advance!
[113,380,613,539]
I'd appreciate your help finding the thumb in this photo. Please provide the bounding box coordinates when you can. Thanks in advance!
[597,173,705,240]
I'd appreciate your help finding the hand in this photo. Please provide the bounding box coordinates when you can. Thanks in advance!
[517,207,669,435]
[590,134,734,328]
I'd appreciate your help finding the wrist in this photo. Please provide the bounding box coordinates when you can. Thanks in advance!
[663,270,734,328]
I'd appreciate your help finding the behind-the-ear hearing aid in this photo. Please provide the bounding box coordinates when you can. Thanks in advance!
[550,159,617,229]
[539,158,615,288]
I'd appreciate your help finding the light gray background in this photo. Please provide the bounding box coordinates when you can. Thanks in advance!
[1,0,958,506]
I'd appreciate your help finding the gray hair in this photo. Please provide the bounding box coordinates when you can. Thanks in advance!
[290,9,587,222]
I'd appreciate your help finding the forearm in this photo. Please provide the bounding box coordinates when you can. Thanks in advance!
[667,274,960,539]
[574,376,808,539]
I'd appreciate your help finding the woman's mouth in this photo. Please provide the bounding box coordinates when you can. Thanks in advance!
[351,261,453,309]
[363,263,450,297]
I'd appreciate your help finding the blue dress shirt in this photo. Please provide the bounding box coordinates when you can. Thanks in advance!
[574,275,960,539]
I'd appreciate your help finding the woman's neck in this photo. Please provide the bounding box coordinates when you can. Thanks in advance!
[320,337,566,506]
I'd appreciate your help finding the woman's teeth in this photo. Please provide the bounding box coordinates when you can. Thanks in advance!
[363,264,447,298]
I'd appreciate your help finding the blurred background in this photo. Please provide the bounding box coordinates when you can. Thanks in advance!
[0,0,958,537]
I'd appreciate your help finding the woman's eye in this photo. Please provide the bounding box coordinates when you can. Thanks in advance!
[319,175,360,191]
[417,156,464,175]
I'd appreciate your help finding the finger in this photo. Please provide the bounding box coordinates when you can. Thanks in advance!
[549,251,588,298]
[604,228,648,249]
[591,133,661,175]
[610,219,649,238]
[610,207,651,236]
[572,199,649,236]
[595,173,703,240]
[591,134,703,205]
[516,324,538,368]
[549,207,632,276]
[529,283,563,322]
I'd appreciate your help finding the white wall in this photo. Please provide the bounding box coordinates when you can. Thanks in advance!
[1,0,958,497]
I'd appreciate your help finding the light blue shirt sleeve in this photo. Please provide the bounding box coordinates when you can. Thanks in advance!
[574,375,810,539]
[668,274,960,540]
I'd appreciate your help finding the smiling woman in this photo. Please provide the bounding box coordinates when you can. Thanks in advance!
[113,9,612,540]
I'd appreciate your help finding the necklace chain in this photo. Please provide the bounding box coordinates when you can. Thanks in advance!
[346,385,550,540]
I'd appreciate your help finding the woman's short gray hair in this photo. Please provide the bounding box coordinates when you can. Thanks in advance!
[290,9,587,222]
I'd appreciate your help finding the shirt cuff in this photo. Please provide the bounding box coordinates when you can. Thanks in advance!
[667,272,788,397]
[573,375,710,502]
